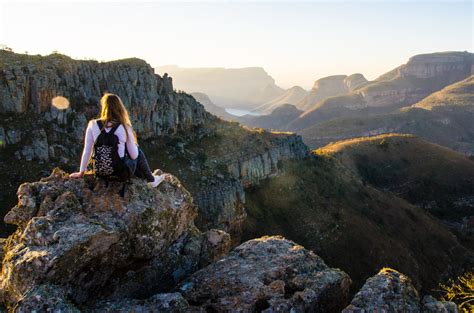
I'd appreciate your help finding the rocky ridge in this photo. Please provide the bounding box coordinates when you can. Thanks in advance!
[0,168,231,309]
[0,51,309,242]
[299,75,474,154]
[234,51,473,133]
[296,74,369,112]
[0,170,457,312]
[178,236,351,312]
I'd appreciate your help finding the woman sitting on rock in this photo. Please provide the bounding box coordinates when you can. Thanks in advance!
[70,93,167,187]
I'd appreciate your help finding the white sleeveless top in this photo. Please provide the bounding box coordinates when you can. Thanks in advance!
[79,119,139,172]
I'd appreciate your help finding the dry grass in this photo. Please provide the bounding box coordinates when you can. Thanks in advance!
[440,272,474,312]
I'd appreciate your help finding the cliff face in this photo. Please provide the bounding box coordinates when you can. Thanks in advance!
[0,51,309,243]
[281,51,474,132]
[357,51,473,109]
[192,132,308,243]
[296,74,369,112]
[299,76,474,155]
[397,51,473,80]
[0,51,210,138]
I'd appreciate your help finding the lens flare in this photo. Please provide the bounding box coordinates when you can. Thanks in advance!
[51,96,70,110]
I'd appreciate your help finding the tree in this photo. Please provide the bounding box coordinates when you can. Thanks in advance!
[0,44,13,51]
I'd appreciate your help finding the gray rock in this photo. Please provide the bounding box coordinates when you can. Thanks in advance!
[343,268,436,313]
[12,284,80,313]
[6,129,21,145]
[90,292,196,313]
[0,168,230,308]
[32,128,49,161]
[422,295,458,313]
[0,51,210,140]
[179,235,352,312]
[21,145,34,161]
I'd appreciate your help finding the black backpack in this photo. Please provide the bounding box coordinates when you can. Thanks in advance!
[92,120,130,182]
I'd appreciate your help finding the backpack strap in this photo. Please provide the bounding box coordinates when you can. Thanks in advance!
[110,123,121,135]
[96,119,106,134]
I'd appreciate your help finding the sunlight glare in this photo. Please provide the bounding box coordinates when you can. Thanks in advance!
[51,96,70,110]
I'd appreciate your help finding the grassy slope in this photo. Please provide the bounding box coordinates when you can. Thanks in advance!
[317,134,474,222]
[242,153,473,294]
[288,53,472,132]
[299,76,474,152]
[413,75,474,110]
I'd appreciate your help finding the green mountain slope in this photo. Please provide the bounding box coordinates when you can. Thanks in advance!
[317,134,474,223]
[242,153,473,294]
[300,76,474,154]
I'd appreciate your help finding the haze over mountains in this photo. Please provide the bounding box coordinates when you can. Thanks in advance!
[155,65,286,110]
[1,49,473,311]
[174,51,473,155]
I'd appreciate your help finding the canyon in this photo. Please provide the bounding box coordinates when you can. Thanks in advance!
[0,50,471,311]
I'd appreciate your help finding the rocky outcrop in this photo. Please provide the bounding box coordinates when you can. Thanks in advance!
[286,52,473,132]
[194,178,246,243]
[297,75,364,111]
[0,50,211,142]
[398,52,473,80]
[178,236,352,312]
[357,52,473,109]
[343,268,458,313]
[226,133,308,186]
[0,168,231,309]
[90,293,194,313]
[190,92,234,120]
[192,132,308,243]
[0,171,457,312]
[345,73,369,91]
[0,51,310,246]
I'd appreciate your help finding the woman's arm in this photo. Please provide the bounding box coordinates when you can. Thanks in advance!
[70,121,94,178]
[125,125,139,160]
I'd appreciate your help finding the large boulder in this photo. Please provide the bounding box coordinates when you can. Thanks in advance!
[343,268,458,313]
[178,235,352,312]
[0,168,231,309]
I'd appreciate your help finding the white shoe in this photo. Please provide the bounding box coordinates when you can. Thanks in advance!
[148,174,165,188]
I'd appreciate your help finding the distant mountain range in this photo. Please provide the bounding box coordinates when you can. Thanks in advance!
[296,74,368,112]
[232,51,474,155]
[155,65,286,110]
[2,50,473,306]
[252,86,308,114]
[300,74,474,154]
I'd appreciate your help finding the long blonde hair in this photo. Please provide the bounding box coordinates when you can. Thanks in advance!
[98,93,137,144]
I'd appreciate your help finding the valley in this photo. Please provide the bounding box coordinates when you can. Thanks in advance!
[0,49,472,311]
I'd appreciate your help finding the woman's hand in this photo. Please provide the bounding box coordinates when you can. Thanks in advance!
[69,171,84,178]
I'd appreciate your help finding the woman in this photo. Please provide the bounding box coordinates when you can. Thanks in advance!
[70,93,167,187]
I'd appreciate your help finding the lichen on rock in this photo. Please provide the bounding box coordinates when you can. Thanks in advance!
[0,168,230,310]
[178,235,352,312]
[343,268,458,313]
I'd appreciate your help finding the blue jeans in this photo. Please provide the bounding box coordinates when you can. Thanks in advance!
[122,148,155,182]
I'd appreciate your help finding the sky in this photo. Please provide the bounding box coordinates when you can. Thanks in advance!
[0,0,472,89]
